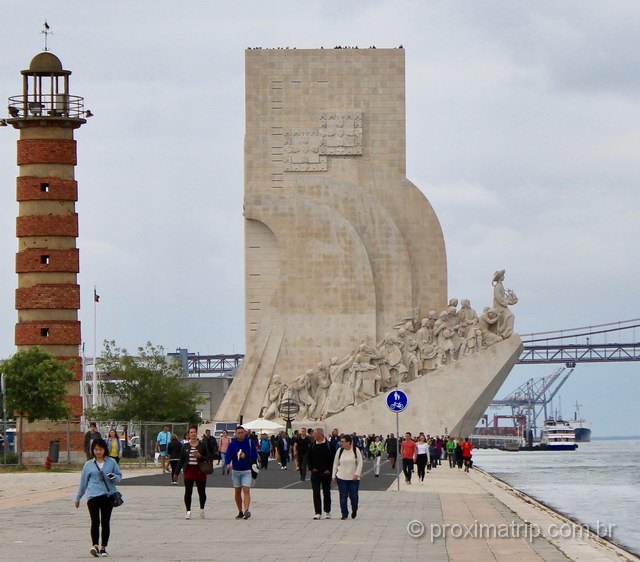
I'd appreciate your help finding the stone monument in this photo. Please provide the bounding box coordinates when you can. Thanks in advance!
[216,48,522,434]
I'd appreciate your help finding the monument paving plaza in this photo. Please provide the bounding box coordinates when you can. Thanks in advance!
[0,464,632,561]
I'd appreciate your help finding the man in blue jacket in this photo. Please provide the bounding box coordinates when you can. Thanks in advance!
[225,426,257,520]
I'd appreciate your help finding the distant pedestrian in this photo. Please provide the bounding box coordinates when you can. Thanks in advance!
[428,438,438,470]
[83,422,102,461]
[386,433,398,469]
[259,433,271,469]
[454,438,463,469]
[106,428,121,464]
[276,431,290,470]
[333,434,363,519]
[176,425,212,519]
[155,425,171,474]
[462,437,473,472]
[329,428,341,454]
[307,427,333,520]
[75,438,122,558]
[294,428,313,481]
[218,430,231,474]
[167,434,182,484]
[401,432,417,485]
[202,429,219,461]
[446,437,456,468]
[225,426,257,520]
[415,435,430,482]
[369,436,384,477]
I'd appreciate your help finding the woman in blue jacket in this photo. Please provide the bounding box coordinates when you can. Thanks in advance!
[75,437,122,557]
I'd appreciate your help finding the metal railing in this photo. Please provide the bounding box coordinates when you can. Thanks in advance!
[8,94,85,119]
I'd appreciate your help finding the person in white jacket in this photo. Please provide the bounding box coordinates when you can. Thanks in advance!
[332,434,363,519]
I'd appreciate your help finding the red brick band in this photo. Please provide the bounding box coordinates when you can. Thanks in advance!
[16,214,78,237]
[16,284,80,310]
[21,427,84,452]
[17,177,78,201]
[17,139,77,165]
[16,248,79,273]
[15,321,81,346]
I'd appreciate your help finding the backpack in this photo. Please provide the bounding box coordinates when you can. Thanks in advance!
[338,446,358,460]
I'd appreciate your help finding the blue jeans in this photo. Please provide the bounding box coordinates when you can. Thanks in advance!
[336,478,359,518]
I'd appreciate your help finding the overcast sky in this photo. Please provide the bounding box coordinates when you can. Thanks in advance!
[1,1,638,436]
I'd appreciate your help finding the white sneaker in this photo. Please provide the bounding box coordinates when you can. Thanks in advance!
[185,511,191,520]
[325,513,331,519]
[200,509,205,519]
[313,514,321,520]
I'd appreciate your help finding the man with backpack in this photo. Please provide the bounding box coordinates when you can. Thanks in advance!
[307,427,333,520]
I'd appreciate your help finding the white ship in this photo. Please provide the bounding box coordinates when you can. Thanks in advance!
[541,419,578,450]
[566,402,592,442]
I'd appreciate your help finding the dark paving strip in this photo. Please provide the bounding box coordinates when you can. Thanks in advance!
[118,458,401,491]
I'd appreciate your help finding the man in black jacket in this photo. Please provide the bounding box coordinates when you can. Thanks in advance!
[294,428,313,482]
[386,433,398,469]
[307,428,333,519]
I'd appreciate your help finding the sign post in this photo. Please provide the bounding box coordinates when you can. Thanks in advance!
[386,390,408,492]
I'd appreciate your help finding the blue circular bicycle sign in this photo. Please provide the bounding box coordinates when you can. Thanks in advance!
[386,390,408,412]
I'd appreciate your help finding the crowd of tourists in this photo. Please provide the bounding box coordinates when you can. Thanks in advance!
[75,423,473,557]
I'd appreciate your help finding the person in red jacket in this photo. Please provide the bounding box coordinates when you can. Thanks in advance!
[461,437,473,473]
[400,432,417,484]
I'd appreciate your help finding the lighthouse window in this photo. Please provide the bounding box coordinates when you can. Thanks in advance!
[41,328,50,337]
[40,183,50,192]
[41,255,50,265]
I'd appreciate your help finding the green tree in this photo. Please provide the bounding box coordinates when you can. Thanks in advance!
[92,341,200,423]
[0,347,74,465]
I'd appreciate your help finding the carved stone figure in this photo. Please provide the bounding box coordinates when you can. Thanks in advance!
[397,328,420,382]
[322,353,356,418]
[492,270,518,339]
[312,362,331,419]
[458,299,478,324]
[290,369,318,420]
[262,375,288,420]
[479,307,501,347]
[349,343,382,404]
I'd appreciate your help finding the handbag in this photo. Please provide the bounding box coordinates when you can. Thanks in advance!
[95,460,124,508]
[199,459,214,474]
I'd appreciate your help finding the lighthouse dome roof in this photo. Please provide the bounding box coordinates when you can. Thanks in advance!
[28,52,64,73]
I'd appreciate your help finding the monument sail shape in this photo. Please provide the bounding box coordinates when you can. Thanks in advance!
[216,48,522,433]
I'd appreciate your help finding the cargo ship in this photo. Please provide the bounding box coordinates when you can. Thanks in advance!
[567,402,591,442]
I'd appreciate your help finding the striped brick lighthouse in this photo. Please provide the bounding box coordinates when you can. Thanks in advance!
[6,51,88,463]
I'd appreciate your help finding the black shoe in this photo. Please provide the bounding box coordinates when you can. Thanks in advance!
[375,474,379,477]
[90,546,99,558]
[351,511,357,519]
[341,516,347,520]
[243,510,251,519]
[235,511,244,519]
[100,549,109,557]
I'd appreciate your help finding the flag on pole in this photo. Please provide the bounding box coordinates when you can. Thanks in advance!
[94,288,100,302]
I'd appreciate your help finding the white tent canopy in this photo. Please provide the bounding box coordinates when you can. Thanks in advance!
[242,418,285,432]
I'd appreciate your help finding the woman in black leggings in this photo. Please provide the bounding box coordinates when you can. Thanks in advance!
[75,437,122,557]
[415,435,430,483]
[167,434,182,484]
[176,425,212,519]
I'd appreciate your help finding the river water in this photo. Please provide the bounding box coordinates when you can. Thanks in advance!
[473,438,640,556]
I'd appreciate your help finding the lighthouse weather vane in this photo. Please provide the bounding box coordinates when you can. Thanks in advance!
[41,21,52,51]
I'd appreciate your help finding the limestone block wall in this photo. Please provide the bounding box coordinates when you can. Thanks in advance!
[217,49,447,423]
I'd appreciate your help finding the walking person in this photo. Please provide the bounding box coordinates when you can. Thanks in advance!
[218,430,231,474]
[446,436,456,468]
[307,427,333,520]
[75,438,122,558]
[155,425,172,474]
[428,438,438,470]
[333,434,363,519]
[294,427,313,481]
[225,426,257,520]
[454,438,464,469]
[83,422,102,461]
[369,435,384,477]
[167,434,182,485]
[106,428,121,464]
[201,429,219,461]
[386,433,398,470]
[400,432,417,485]
[415,435,430,483]
[258,433,271,470]
[461,437,473,472]
[176,425,212,520]
[276,431,289,470]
